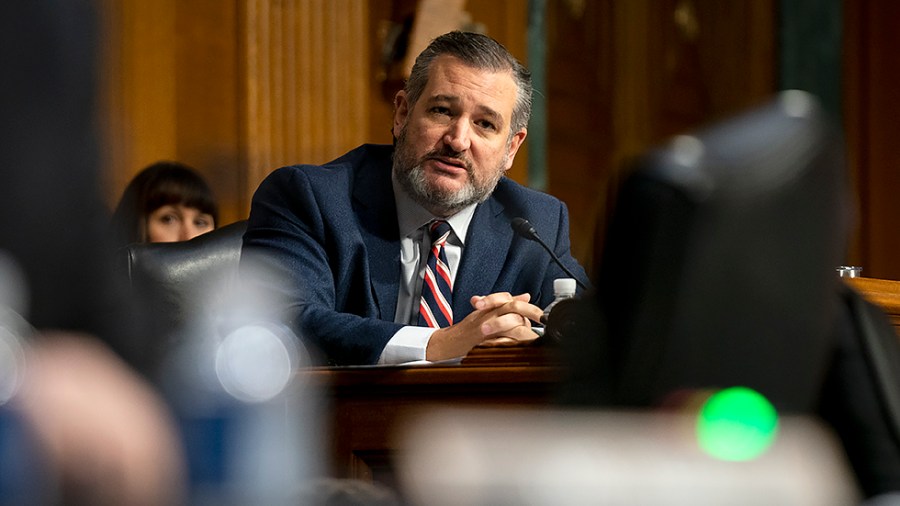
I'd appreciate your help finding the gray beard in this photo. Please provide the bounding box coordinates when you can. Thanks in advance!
[392,127,508,217]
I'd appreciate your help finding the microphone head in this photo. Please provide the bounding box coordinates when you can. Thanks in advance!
[511,217,538,240]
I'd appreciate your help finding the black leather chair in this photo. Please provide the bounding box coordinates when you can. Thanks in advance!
[119,220,248,355]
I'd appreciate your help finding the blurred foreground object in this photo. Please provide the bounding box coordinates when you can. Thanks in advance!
[399,406,859,506]
[555,90,900,497]
[158,256,324,505]
[566,90,848,410]
[0,1,188,504]
[13,334,187,506]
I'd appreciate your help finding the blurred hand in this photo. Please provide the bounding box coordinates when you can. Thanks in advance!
[16,333,186,506]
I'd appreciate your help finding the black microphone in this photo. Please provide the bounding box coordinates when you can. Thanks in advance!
[511,217,587,289]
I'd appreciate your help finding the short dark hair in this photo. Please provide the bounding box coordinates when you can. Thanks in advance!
[404,31,532,135]
[110,161,218,245]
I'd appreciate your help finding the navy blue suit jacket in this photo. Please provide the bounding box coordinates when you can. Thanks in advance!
[242,144,588,365]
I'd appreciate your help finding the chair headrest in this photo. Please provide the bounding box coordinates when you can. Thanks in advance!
[120,220,248,342]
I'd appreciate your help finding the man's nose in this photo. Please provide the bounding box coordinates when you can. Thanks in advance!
[443,119,471,152]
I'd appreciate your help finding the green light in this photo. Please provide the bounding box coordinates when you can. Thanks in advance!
[696,386,779,461]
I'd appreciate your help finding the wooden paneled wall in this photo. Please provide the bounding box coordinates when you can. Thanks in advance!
[240,0,371,201]
[99,0,373,225]
[844,1,900,281]
[545,0,777,274]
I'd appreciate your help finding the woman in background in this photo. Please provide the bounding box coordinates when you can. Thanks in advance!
[111,161,218,245]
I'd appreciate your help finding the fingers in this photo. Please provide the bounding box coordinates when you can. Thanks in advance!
[477,326,541,347]
[477,337,519,348]
[470,292,531,310]
[477,302,543,340]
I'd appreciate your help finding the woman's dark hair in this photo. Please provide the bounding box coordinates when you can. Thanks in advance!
[110,161,218,245]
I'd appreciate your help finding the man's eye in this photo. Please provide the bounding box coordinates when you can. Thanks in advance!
[430,106,451,116]
[476,120,497,131]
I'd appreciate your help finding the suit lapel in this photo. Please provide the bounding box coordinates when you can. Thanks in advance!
[353,152,400,321]
[453,196,512,318]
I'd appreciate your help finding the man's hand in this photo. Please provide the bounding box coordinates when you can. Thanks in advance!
[425,292,543,361]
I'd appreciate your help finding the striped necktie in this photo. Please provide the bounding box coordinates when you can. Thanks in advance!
[418,220,453,328]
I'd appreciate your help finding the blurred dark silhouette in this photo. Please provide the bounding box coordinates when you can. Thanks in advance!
[555,91,900,497]
[0,1,187,504]
[0,0,125,352]
[566,91,847,411]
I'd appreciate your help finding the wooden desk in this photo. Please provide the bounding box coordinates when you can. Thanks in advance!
[847,276,900,335]
[302,345,562,485]
[305,277,900,488]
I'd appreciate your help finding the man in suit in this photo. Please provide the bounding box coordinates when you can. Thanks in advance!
[242,31,588,365]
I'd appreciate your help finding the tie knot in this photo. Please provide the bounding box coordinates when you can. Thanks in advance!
[428,220,451,245]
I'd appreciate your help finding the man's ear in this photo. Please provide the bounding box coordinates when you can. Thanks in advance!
[503,129,528,171]
[392,90,410,137]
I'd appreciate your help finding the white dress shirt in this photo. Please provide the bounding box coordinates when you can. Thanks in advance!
[377,174,477,364]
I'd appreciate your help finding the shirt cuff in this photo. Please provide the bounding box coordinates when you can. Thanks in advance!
[378,326,434,365]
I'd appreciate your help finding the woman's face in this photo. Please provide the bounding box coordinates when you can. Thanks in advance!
[146,204,215,242]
